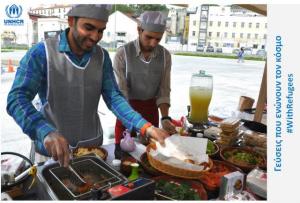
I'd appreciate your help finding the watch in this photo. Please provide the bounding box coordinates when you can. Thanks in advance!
[161,116,172,121]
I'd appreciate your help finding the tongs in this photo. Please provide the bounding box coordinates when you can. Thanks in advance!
[67,152,87,186]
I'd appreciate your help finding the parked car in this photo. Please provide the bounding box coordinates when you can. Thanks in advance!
[232,49,240,54]
[196,45,205,52]
[243,47,253,55]
[206,46,214,52]
[232,47,252,55]
[216,47,223,53]
[256,49,267,58]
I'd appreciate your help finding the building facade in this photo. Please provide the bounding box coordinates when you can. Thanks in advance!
[29,4,71,19]
[101,11,139,48]
[187,5,267,53]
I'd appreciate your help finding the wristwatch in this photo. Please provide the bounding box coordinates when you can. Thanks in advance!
[161,116,172,121]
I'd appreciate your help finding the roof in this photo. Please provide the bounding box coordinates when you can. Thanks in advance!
[237,4,267,16]
[30,4,71,10]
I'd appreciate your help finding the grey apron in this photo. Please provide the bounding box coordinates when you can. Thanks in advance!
[124,41,165,100]
[42,38,104,150]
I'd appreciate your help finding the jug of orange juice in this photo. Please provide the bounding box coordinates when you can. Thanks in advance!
[189,70,213,123]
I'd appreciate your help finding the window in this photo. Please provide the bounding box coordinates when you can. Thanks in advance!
[217,32,220,37]
[208,32,212,37]
[232,33,235,38]
[193,21,196,26]
[199,33,206,40]
[218,21,221,27]
[117,32,126,37]
[233,22,237,27]
[192,31,196,36]
[241,22,245,28]
[209,21,213,26]
[255,34,258,39]
[200,22,207,29]
[247,33,251,39]
[249,23,252,28]
[240,33,243,38]
[256,23,260,28]
[264,34,267,39]
[215,42,219,47]
[225,22,229,27]
[223,43,234,47]
[107,31,110,37]
[253,44,258,49]
[201,10,208,18]
[224,32,228,38]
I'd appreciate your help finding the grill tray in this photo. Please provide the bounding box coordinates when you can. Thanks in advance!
[39,156,127,200]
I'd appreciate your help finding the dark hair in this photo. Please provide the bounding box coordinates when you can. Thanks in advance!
[74,17,79,24]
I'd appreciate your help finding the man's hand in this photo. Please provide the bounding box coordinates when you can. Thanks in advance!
[43,132,70,167]
[146,126,169,146]
[161,119,177,135]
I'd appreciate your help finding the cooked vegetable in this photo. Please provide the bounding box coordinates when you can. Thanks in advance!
[156,180,201,200]
[206,140,216,155]
[200,161,237,190]
[224,149,263,166]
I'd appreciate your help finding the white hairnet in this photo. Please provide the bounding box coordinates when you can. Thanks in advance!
[139,11,167,32]
[67,4,112,22]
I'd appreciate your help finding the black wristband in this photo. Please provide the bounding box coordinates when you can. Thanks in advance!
[161,116,172,121]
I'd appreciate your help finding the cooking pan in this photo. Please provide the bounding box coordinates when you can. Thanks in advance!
[241,119,267,134]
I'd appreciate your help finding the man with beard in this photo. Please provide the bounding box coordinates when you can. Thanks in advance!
[113,11,176,158]
[6,5,169,167]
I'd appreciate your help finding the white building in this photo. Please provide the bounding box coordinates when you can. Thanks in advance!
[187,5,267,53]
[29,4,71,20]
[165,7,188,49]
[207,5,267,53]
[187,7,202,51]
[101,11,139,47]
[102,11,167,48]
[37,17,68,41]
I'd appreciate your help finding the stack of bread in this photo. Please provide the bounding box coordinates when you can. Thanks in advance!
[243,130,267,157]
[216,118,241,147]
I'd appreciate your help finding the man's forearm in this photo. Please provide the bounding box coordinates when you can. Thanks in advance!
[158,103,170,117]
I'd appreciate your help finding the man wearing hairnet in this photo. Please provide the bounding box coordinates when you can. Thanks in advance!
[113,11,176,158]
[6,5,169,167]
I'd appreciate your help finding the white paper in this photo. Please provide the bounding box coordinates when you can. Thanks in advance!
[149,135,209,171]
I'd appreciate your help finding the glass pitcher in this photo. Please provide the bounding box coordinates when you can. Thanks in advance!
[189,70,213,124]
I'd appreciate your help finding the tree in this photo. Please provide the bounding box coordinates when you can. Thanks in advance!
[1,30,16,45]
[133,4,168,15]
[111,5,134,14]
[110,4,169,17]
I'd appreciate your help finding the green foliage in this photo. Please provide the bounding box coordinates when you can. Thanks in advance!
[174,52,265,61]
[135,4,168,13]
[111,4,168,16]
[1,44,29,50]
[112,5,135,14]
[156,180,201,200]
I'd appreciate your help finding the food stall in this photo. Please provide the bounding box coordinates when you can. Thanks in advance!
[1,4,267,201]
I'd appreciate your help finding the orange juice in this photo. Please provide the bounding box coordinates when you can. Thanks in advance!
[189,87,212,123]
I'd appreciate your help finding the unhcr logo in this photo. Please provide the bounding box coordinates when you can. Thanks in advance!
[4,4,24,26]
